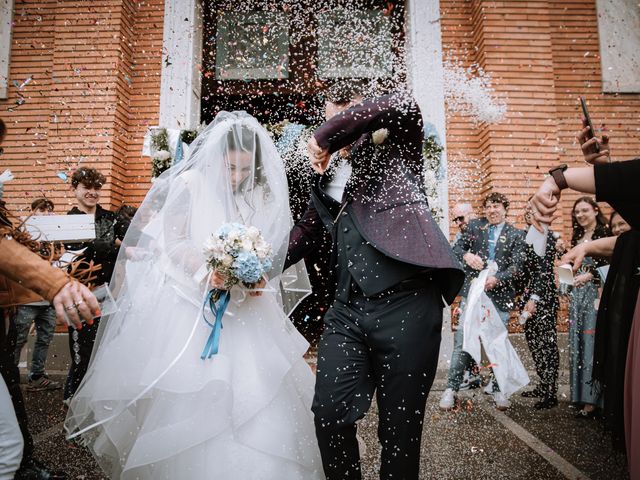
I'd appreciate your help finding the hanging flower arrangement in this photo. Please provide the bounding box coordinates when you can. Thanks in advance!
[422,133,444,223]
[146,126,203,178]
[149,128,171,178]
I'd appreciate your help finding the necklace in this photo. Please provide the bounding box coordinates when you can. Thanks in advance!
[580,228,595,243]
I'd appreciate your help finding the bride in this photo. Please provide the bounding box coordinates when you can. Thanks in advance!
[64,112,324,479]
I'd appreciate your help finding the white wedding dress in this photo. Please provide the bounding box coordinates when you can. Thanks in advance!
[64,112,324,480]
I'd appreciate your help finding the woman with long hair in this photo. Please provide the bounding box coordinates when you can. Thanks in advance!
[64,112,323,479]
[568,196,610,418]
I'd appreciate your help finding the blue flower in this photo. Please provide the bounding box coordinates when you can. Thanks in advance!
[233,251,264,284]
[217,223,233,238]
[262,257,273,272]
[217,222,246,238]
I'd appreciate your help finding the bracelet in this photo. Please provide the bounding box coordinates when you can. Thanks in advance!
[548,164,568,190]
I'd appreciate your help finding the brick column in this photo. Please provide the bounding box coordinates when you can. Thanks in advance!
[45,0,136,208]
[469,0,561,223]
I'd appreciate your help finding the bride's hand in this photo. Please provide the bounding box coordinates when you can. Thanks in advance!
[209,270,227,290]
[249,277,267,297]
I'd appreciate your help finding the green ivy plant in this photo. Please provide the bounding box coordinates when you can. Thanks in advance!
[422,135,444,223]
[150,128,171,178]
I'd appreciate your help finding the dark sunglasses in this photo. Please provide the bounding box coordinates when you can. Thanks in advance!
[453,216,465,223]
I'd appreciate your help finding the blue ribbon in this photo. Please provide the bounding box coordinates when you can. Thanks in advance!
[200,289,230,360]
[173,137,184,165]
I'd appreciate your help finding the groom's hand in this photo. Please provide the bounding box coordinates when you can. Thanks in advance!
[308,136,330,174]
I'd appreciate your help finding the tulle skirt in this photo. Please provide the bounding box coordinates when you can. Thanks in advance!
[65,262,324,480]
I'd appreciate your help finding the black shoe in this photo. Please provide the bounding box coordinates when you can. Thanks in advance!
[534,396,558,410]
[15,459,67,480]
[521,387,543,398]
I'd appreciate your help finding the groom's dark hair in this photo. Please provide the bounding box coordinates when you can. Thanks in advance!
[324,80,368,106]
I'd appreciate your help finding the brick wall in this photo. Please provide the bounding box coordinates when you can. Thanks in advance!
[2,0,638,224]
[0,0,164,214]
[441,0,640,240]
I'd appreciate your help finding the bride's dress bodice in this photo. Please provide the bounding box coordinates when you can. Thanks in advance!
[138,171,270,305]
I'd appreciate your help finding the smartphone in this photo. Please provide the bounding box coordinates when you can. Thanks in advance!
[579,96,599,154]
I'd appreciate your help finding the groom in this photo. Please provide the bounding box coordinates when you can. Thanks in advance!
[286,82,464,479]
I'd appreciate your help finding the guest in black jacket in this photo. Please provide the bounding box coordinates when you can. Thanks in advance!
[519,203,561,409]
[63,167,119,403]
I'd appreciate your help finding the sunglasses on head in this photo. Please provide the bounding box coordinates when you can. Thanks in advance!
[453,216,465,223]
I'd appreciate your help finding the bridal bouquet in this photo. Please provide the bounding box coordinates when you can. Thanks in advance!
[200,223,273,360]
[203,222,273,289]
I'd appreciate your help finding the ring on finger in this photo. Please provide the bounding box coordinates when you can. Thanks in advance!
[65,304,76,311]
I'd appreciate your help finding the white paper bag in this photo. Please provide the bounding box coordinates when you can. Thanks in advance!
[462,269,529,397]
[557,264,575,286]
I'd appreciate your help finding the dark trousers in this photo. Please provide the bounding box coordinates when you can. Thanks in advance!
[524,306,559,397]
[312,281,443,480]
[0,308,34,465]
[64,318,100,400]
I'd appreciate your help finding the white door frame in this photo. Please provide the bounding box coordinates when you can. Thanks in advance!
[405,0,453,369]
[158,0,453,365]
[159,0,203,130]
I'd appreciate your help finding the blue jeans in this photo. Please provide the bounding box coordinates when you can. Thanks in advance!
[13,305,56,378]
[446,297,510,391]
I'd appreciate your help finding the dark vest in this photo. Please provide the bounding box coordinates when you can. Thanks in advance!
[311,184,427,302]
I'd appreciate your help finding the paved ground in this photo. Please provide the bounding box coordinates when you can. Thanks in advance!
[19,333,630,479]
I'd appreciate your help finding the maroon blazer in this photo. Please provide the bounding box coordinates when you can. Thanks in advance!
[289,93,464,304]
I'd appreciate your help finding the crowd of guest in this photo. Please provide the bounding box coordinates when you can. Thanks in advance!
[438,118,639,477]
[0,105,638,479]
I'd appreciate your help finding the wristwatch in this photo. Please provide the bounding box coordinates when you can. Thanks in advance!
[548,164,568,190]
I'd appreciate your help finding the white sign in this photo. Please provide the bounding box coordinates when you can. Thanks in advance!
[24,215,95,242]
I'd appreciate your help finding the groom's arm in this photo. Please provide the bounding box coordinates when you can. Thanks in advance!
[313,93,423,160]
[284,199,326,270]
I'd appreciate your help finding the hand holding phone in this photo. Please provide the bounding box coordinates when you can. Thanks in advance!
[579,96,599,154]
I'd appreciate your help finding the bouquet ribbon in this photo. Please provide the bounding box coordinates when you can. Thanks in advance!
[201,289,230,360]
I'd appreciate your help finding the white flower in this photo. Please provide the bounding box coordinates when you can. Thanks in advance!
[227,230,240,243]
[246,226,260,241]
[255,240,272,259]
[372,128,389,145]
[203,236,224,257]
[222,254,234,267]
[240,238,253,252]
[153,150,171,161]
[203,238,215,253]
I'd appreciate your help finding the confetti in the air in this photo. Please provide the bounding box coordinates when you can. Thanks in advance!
[443,60,507,124]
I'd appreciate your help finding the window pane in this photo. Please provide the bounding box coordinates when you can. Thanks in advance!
[316,9,393,79]
[216,11,289,80]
